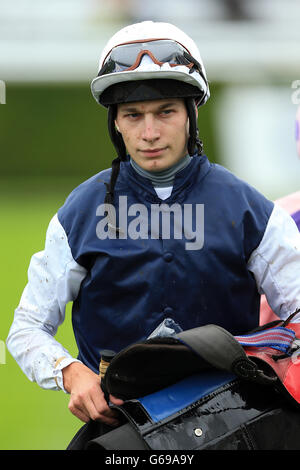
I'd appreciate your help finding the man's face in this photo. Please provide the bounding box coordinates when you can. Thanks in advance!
[115,98,190,172]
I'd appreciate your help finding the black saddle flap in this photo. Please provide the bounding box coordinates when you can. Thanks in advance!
[102,324,275,400]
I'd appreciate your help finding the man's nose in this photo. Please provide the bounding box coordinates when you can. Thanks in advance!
[141,116,160,142]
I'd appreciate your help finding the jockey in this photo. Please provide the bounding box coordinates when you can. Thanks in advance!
[6,22,300,446]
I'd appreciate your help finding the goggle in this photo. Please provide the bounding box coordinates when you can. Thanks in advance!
[98,39,204,78]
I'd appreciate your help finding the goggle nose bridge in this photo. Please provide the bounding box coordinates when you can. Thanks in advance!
[123,49,194,72]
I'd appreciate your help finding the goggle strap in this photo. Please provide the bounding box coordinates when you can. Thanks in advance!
[97,61,110,77]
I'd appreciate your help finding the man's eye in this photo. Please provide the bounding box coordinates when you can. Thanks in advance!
[126,113,140,118]
[161,109,173,115]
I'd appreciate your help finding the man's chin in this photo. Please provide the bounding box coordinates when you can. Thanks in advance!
[144,159,168,172]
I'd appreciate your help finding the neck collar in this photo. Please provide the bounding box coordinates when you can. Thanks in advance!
[130,154,191,188]
[117,154,210,204]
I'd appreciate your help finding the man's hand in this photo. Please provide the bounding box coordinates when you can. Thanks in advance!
[62,362,124,425]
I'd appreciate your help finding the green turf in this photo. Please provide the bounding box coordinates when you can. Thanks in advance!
[0,178,85,449]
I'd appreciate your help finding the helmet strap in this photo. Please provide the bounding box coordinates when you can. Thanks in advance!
[107,105,127,161]
[185,98,203,156]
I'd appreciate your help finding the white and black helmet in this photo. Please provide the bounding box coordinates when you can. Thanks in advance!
[91,21,210,109]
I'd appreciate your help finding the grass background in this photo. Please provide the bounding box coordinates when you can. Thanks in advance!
[0,179,82,449]
[0,83,219,449]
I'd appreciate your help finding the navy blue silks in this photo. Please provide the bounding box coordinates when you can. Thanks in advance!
[58,155,274,373]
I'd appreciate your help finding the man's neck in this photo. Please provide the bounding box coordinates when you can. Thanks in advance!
[130,154,191,187]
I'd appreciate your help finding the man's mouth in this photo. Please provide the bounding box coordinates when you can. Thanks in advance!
[140,147,167,156]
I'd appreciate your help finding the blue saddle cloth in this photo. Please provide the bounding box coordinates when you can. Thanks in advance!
[137,370,235,424]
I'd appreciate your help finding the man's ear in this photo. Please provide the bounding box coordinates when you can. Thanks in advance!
[115,120,121,133]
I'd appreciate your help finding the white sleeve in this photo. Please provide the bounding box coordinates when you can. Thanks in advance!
[247,204,300,321]
[6,213,87,391]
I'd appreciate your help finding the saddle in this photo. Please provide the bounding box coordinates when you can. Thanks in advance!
[86,311,300,450]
